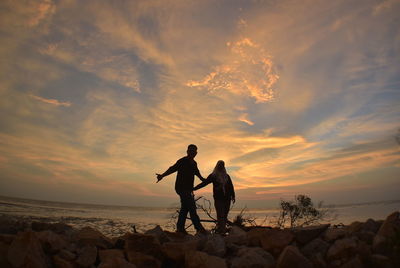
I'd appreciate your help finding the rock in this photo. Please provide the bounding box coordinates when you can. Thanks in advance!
[301,238,329,259]
[377,211,400,237]
[0,241,11,268]
[355,240,372,260]
[161,239,198,262]
[347,221,363,234]
[246,228,268,246]
[185,250,227,268]
[276,245,313,268]
[76,245,97,267]
[230,247,275,268]
[293,224,330,245]
[31,221,74,235]
[355,231,375,244]
[373,235,388,254]
[7,231,50,268]
[144,225,170,244]
[0,218,28,234]
[75,226,112,249]
[38,230,68,254]
[203,234,226,257]
[326,237,357,261]
[99,249,125,262]
[368,254,391,268]
[362,218,381,233]
[124,233,163,260]
[309,253,327,268]
[259,229,294,256]
[322,227,347,242]
[98,257,137,268]
[52,255,76,268]
[0,234,15,244]
[224,226,247,245]
[58,249,76,261]
[340,256,363,268]
[126,251,161,268]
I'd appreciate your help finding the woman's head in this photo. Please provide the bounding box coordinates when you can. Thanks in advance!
[214,160,226,174]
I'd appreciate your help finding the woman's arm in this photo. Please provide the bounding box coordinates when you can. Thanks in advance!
[228,175,235,202]
[193,175,213,191]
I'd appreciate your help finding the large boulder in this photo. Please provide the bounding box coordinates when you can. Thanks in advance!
[126,251,160,268]
[124,233,163,260]
[293,224,330,245]
[7,231,50,268]
[224,226,247,245]
[230,247,275,268]
[373,211,400,255]
[326,237,357,261]
[203,234,226,257]
[31,222,74,236]
[301,238,329,259]
[246,228,269,246]
[259,229,294,256]
[52,255,76,268]
[367,254,391,268]
[322,227,347,242]
[340,256,363,268]
[0,241,11,268]
[98,257,137,268]
[144,225,170,244]
[161,240,198,262]
[276,245,313,268]
[75,226,112,249]
[38,230,68,254]
[0,218,29,235]
[376,211,400,237]
[99,249,125,262]
[185,250,227,268]
[362,218,381,233]
[76,245,97,267]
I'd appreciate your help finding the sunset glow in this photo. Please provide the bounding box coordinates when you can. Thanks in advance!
[0,0,399,207]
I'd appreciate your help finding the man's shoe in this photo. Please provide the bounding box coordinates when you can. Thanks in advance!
[176,229,189,235]
[196,228,210,235]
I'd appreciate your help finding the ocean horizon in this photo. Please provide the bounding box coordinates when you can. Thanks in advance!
[1,195,399,237]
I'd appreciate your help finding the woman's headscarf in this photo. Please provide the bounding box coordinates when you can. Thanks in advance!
[211,160,228,194]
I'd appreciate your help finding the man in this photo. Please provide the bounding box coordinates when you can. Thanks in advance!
[156,144,207,234]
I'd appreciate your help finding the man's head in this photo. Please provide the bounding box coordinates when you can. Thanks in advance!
[187,144,198,159]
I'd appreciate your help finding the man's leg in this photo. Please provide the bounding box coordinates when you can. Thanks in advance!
[182,192,204,231]
[177,194,189,232]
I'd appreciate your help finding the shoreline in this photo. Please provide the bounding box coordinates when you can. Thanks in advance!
[1,211,399,267]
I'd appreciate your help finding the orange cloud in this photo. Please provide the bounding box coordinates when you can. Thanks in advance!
[30,94,71,107]
[186,38,279,103]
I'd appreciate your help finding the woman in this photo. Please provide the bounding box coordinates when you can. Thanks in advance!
[193,160,235,234]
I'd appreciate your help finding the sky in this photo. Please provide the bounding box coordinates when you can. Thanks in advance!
[0,0,399,208]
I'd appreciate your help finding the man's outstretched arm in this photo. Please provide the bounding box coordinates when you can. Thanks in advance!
[156,161,179,183]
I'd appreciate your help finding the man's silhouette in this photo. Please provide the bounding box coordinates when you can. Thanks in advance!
[156,144,206,234]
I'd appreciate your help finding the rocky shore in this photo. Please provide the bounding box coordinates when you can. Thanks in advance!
[0,211,399,268]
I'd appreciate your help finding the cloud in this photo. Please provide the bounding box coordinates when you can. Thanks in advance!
[186,38,279,103]
[30,94,71,107]
[238,113,254,125]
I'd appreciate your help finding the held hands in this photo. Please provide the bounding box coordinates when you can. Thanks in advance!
[155,173,163,183]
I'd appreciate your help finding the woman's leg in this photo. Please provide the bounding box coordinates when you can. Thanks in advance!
[215,199,229,233]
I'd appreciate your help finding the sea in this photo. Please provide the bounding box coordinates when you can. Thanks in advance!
[0,195,399,237]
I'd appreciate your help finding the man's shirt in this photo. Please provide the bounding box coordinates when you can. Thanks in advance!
[169,156,201,194]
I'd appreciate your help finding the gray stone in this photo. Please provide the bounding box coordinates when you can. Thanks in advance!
[301,238,329,258]
[293,224,330,244]
[203,234,226,257]
[368,254,392,268]
[76,245,97,267]
[7,231,49,268]
[377,211,400,237]
[230,247,275,268]
[126,251,161,268]
[185,250,227,268]
[144,225,170,244]
[58,249,76,261]
[224,226,247,245]
[322,228,346,242]
[362,218,380,233]
[340,256,363,268]
[259,229,294,256]
[326,237,357,261]
[277,245,313,268]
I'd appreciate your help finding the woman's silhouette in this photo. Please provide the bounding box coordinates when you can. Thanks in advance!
[193,160,235,234]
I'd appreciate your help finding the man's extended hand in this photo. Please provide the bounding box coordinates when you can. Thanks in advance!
[156,173,163,183]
